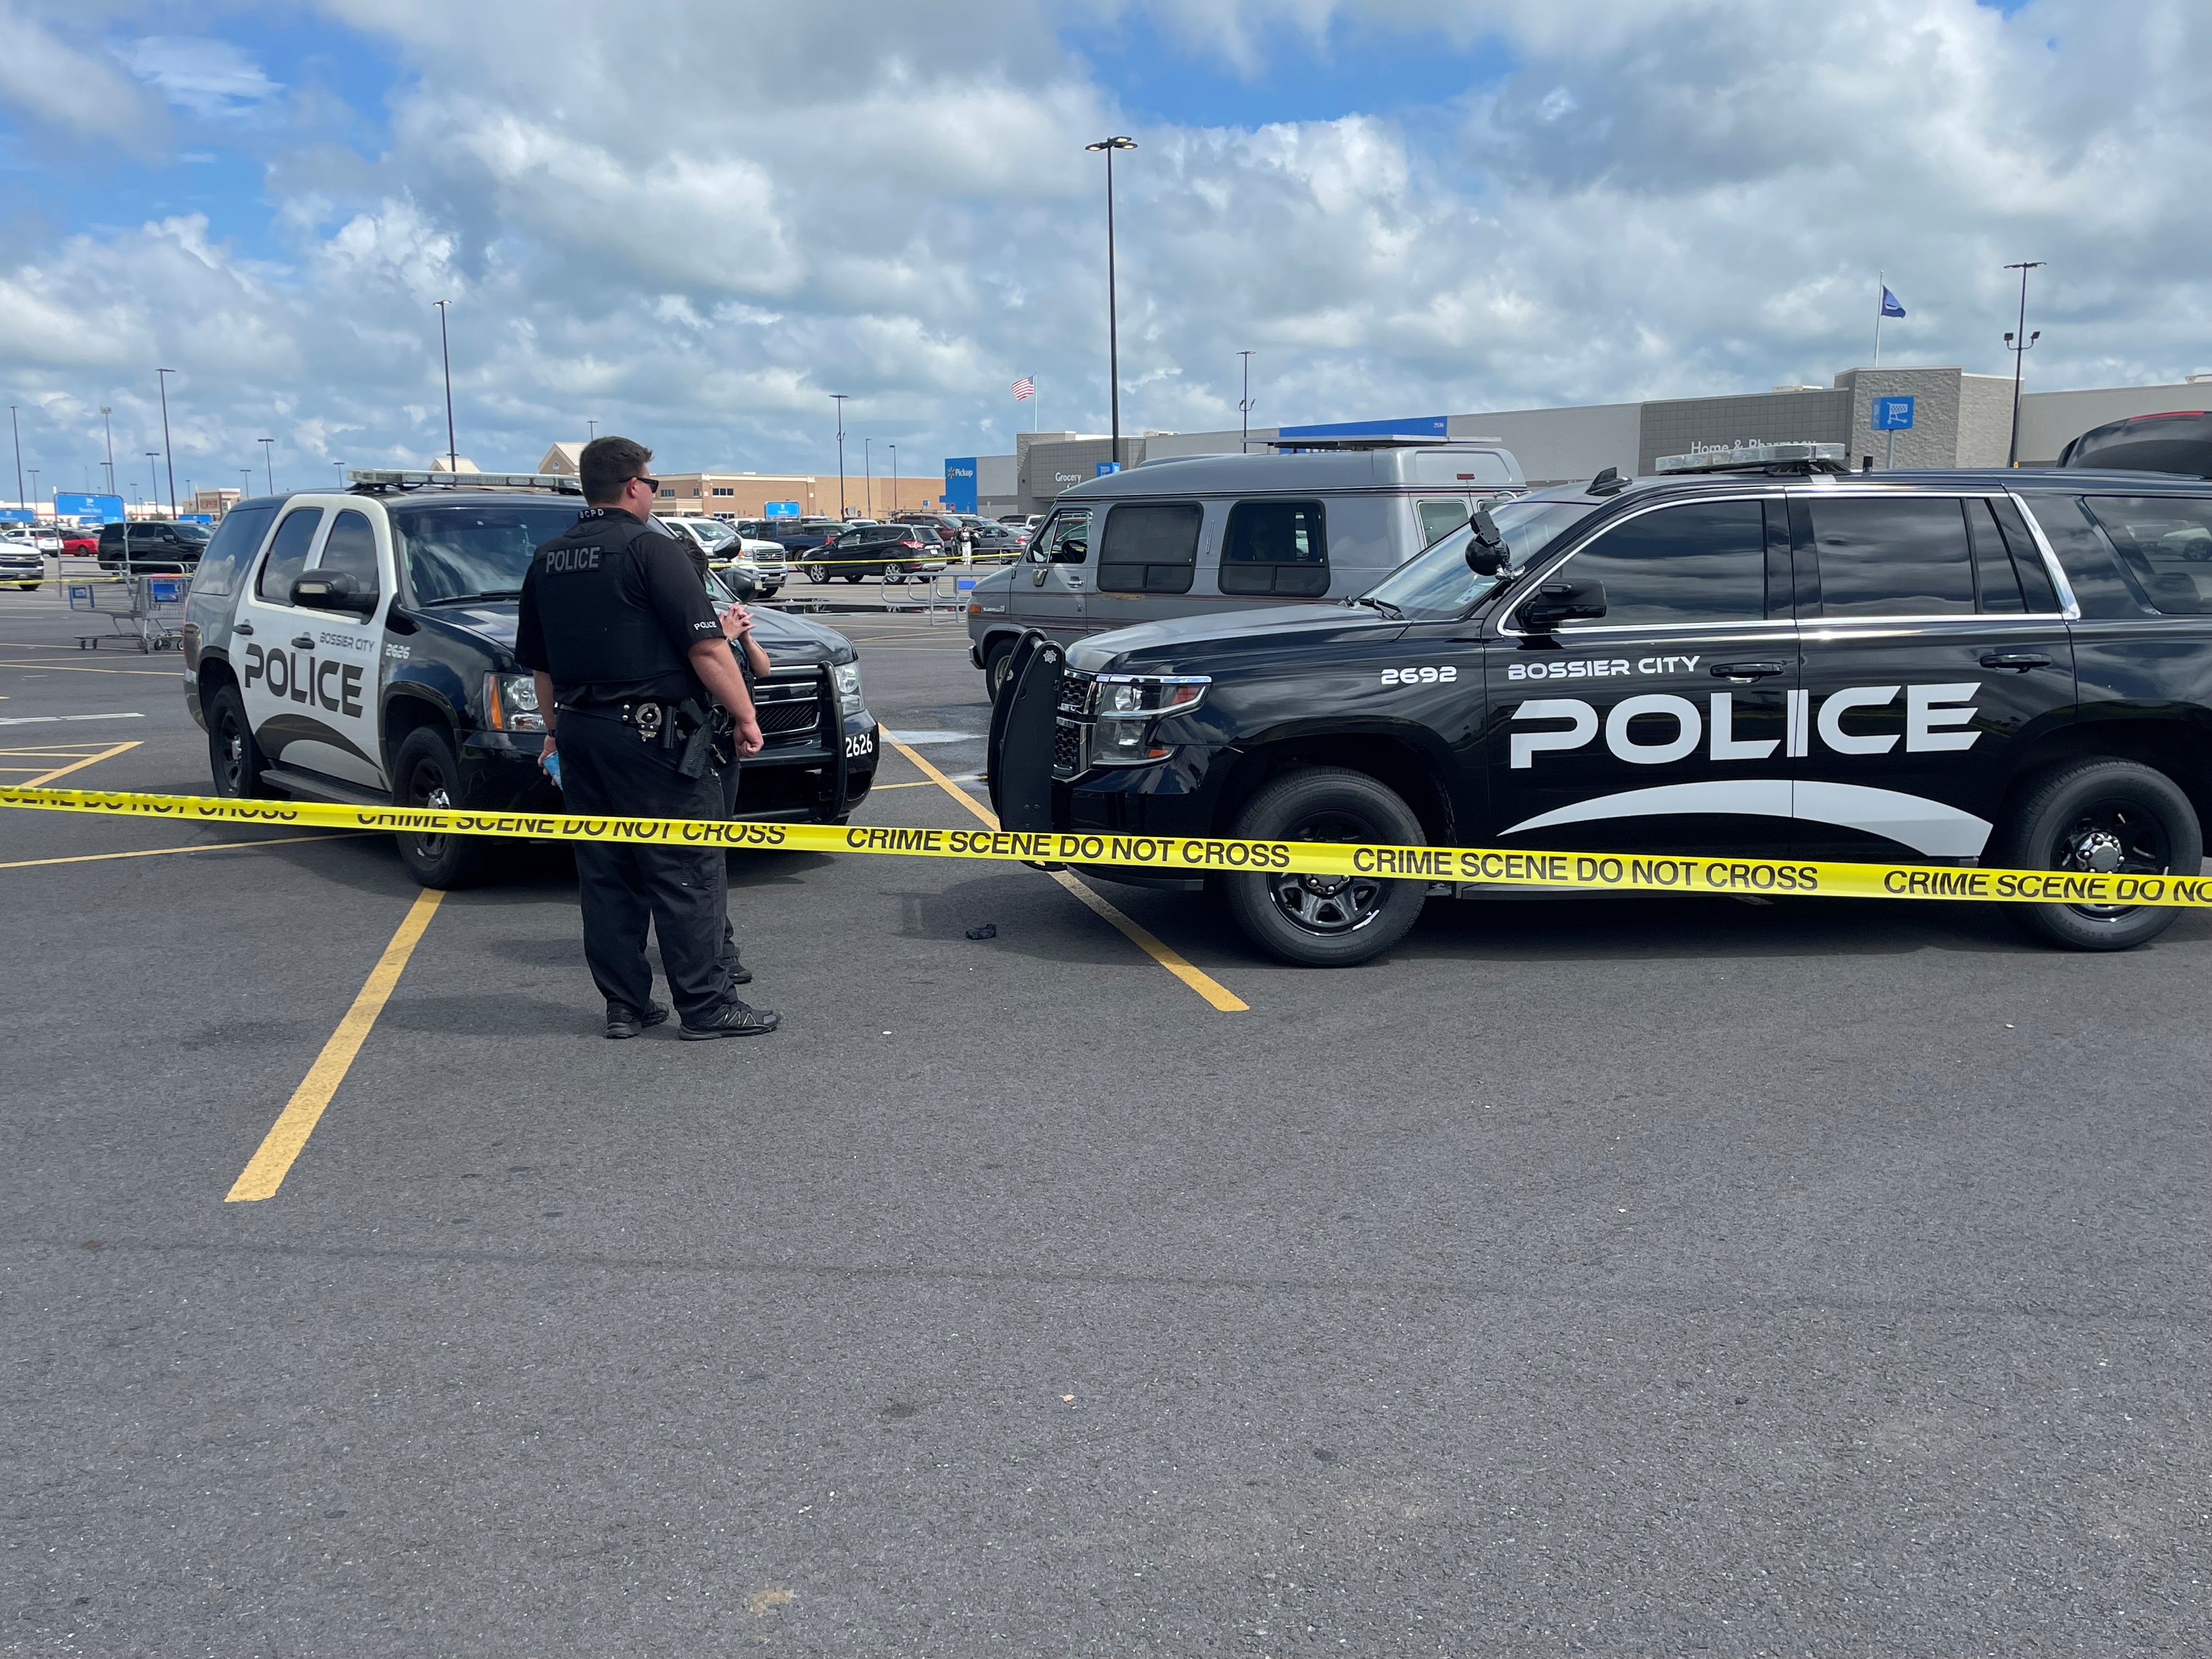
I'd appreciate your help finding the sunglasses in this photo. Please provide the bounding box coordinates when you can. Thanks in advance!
[631,473,661,492]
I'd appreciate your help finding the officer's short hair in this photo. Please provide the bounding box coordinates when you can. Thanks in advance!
[580,436,653,505]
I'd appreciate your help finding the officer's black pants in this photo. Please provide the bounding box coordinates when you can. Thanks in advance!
[556,710,733,1022]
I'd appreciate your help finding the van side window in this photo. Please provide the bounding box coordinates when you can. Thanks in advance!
[1415,500,1468,547]
[2082,496,2212,615]
[1098,503,1201,594]
[1220,500,1329,597]
[257,509,325,603]
[1805,497,1974,617]
[1032,509,1091,563]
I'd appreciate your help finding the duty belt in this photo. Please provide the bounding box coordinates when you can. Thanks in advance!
[557,697,717,778]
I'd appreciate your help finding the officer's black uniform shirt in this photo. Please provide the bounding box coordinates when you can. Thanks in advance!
[515,507,723,706]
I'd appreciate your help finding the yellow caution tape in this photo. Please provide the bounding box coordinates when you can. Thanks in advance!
[0,782,2202,908]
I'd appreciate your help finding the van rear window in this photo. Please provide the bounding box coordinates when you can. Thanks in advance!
[1099,503,1201,595]
[1220,500,1329,597]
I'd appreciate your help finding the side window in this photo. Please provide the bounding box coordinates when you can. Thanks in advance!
[1966,500,2024,613]
[1220,500,1329,597]
[1805,498,1974,617]
[1098,502,1201,595]
[184,501,279,599]
[256,508,324,603]
[1415,499,1468,547]
[1550,499,1768,628]
[1031,509,1091,564]
[2081,497,2212,616]
[315,510,381,592]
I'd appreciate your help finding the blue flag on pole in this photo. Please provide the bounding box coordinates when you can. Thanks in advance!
[1880,286,1906,318]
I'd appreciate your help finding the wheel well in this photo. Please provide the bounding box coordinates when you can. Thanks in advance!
[1209,733,1455,841]
[197,657,237,701]
[2001,720,2212,831]
[382,694,453,771]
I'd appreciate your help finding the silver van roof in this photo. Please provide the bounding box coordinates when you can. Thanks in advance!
[1061,444,1525,499]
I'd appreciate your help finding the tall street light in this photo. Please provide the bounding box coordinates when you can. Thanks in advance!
[258,438,275,493]
[155,368,179,515]
[8,406,22,510]
[831,393,851,518]
[433,300,459,473]
[28,468,39,517]
[145,452,160,512]
[1085,136,1137,470]
[864,437,873,518]
[888,443,898,513]
[100,406,116,496]
[2002,261,2046,467]
[1238,349,1256,453]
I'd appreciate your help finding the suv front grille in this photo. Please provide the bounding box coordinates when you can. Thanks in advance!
[753,675,823,740]
[1057,673,1092,717]
[1052,719,1085,778]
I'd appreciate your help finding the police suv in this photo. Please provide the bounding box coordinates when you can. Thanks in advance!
[182,471,879,887]
[989,449,2212,964]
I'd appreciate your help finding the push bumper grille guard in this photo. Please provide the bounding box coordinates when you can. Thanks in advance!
[985,630,1064,833]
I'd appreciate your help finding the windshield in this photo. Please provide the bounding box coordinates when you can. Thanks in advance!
[392,501,587,602]
[1359,498,1599,620]
[173,522,211,543]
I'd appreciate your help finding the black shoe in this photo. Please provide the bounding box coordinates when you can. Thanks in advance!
[605,1000,671,1039]
[729,964,754,986]
[679,999,780,1040]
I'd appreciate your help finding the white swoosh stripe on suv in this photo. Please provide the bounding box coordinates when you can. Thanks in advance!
[1500,778,1993,859]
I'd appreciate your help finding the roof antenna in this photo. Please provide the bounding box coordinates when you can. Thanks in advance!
[1588,466,1627,495]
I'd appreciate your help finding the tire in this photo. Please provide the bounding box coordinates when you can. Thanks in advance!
[884,564,908,584]
[206,683,267,798]
[391,726,490,889]
[805,563,830,585]
[1219,766,1430,967]
[1991,758,2202,951]
[983,640,1016,699]
[843,572,864,584]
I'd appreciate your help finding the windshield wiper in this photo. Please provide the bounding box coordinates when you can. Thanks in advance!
[1350,595,1403,619]
[420,589,523,605]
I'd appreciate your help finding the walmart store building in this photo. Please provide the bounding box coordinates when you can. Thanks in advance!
[944,364,2212,517]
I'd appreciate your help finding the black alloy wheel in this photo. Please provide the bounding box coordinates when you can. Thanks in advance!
[205,684,267,797]
[391,726,488,889]
[1995,758,2201,950]
[1220,766,1430,967]
[884,563,909,584]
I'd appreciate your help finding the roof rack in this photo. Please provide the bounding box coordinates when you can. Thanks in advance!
[1261,435,1504,452]
[1652,441,1849,477]
[347,469,583,495]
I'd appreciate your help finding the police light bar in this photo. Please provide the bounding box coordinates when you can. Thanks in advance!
[347,469,582,493]
[1652,442,1848,474]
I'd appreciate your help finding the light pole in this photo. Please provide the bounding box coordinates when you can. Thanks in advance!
[100,406,116,496]
[8,406,21,510]
[433,300,459,473]
[864,437,873,518]
[1085,136,1137,470]
[334,460,345,489]
[888,443,898,513]
[155,368,178,515]
[586,419,597,442]
[831,393,851,518]
[2002,261,2046,467]
[1238,349,1255,453]
[240,467,252,500]
[258,438,275,493]
[145,452,160,513]
[28,468,38,517]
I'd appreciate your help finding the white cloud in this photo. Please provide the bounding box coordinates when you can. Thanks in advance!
[122,35,279,120]
[1,0,2208,489]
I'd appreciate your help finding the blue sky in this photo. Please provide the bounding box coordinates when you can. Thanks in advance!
[0,0,2203,498]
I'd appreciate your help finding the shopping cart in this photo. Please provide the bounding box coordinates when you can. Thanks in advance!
[67,571,189,652]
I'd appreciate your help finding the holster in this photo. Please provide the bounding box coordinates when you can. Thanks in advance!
[672,698,715,778]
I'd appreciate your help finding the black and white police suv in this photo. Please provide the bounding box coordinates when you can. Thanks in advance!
[989,448,2212,964]
[182,470,880,887]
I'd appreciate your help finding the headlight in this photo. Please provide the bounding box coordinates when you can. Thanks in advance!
[833,661,864,705]
[485,672,546,732]
[1088,674,1209,767]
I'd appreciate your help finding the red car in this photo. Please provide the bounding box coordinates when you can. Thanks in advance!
[60,529,99,557]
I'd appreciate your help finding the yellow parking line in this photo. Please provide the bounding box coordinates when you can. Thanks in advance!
[23,741,139,787]
[226,887,444,1203]
[886,738,1248,1012]
[0,832,371,871]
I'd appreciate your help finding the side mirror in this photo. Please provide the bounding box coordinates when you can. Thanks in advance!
[1464,507,1510,576]
[1053,538,1087,563]
[720,566,759,603]
[291,571,376,614]
[1517,578,1606,633]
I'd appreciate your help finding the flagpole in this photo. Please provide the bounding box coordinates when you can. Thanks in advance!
[1874,270,1883,368]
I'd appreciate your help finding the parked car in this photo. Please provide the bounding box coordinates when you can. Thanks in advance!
[801,523,950,584]
[60,528,100,557]
[2059,410,2212,478]
[97,518,211,572]
[0,533,42,589]
[742,516,843,558]
[660,515,786,597]
[966,521,1027,562]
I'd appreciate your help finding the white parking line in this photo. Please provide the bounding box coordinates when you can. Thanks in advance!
[0,712,146,727]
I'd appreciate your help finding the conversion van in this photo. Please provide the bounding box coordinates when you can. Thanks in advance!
[963,439,1523,695]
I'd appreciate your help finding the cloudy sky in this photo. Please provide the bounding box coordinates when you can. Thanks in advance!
[0,0,2205,501]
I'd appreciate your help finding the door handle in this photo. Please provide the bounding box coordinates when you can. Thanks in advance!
[1708,661,1786,680]
[292,634,316,650]
[232,621,254,636]
[1980,652,2051,672]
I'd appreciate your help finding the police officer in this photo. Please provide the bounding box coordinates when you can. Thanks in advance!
[515,436,780,1039]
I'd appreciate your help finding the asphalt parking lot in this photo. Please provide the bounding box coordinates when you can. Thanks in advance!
[3,580,2205,1657]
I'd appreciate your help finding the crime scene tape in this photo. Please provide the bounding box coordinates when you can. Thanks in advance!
[2,782,2208,909]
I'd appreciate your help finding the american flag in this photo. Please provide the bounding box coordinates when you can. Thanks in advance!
[1011,376,1036,401]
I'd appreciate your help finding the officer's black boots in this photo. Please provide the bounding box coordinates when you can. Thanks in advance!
[678,999,781,1040]
[604,1000,671,1039]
